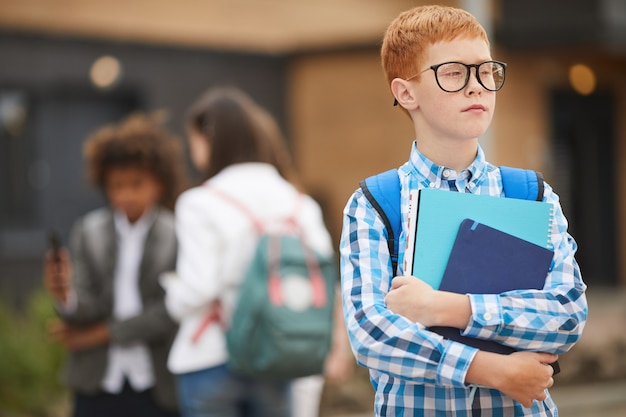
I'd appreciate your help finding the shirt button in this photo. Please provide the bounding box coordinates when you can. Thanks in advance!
[429,183,435,188]
[442,169,451,178]
[469,182,476,189]
[483,312,492,321]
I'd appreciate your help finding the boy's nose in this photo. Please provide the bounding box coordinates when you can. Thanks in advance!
[465,69,483,94]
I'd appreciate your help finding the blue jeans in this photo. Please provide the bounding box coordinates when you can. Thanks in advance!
[176,364,290,417]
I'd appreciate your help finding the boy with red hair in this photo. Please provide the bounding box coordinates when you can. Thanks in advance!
[340,5,587,416]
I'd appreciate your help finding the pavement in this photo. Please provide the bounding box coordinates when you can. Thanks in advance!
[550,379,626,417]
[327,379,626,416]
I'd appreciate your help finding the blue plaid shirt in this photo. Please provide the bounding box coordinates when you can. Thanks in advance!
[339,143,587,416]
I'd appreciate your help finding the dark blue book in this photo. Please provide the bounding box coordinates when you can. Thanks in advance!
[430,218,557,372]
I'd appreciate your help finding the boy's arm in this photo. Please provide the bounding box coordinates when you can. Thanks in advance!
[464,183,587,354]
[108,300,177,345]
[382,274,559,405]
[340,190,478,388]
[466,350,557,407]
[387,183,588,355]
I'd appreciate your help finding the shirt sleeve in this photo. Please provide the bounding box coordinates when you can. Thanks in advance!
[340,189,478,388]
[463,182,588,354]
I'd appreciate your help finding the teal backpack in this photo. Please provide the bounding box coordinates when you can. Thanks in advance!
[359,166,544,274]
[208,187,336,380]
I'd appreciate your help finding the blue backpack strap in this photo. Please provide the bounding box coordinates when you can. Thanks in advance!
[359,169,402,274]
[500,166,544,201]
[358,166,543,274]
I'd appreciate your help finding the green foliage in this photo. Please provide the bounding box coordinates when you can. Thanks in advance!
[0,289,68,416]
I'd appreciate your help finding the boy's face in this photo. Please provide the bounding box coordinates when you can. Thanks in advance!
[105,166,163,223]
[411,37,496,144]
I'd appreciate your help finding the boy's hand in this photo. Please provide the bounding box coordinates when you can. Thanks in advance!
[467,351,557,408]
[43,249,72,304]
[385,276,471,328]
[385,276,435,323]
[48,319,111,351]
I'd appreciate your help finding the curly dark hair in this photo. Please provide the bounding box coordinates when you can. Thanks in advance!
[83,112,188,210]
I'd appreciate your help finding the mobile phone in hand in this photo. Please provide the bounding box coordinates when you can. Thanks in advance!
[47,229,62,263]
[46,228,69,303]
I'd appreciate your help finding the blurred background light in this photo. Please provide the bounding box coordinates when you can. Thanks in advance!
[90,55,122,89]
[0,92,27,137]
[568,63,596,96]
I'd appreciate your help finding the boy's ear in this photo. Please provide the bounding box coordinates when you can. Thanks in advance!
[391,78,418,110]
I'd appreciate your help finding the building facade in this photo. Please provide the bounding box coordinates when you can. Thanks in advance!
[0,0,625,305]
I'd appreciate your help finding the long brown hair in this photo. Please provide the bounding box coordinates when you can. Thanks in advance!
[186,86,297,183]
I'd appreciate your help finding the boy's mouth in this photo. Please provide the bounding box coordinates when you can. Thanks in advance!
[463,104,486,112]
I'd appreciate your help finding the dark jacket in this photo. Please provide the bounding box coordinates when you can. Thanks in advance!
[58,207,179,411]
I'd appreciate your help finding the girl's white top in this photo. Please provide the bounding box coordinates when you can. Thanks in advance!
[163,162,334,374]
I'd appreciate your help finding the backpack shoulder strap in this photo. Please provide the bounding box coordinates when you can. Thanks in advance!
[499,166,545,201]
[359,169,402,274]
[358,166,543,274]
[205,184,304,233]
[205,184,264,232]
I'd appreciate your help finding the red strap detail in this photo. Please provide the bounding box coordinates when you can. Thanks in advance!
[292,195,329,307]
[266,227,328,309]
[191,300,224,344]
[199,187,325,313]
[267,235,284,306]
[268,275,284,306]
[205,184,305,235]
[204,184,264,233]
[309,272,327,308]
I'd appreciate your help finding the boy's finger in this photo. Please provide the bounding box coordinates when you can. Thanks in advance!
[391,276,411,289]
[538,353,559,363]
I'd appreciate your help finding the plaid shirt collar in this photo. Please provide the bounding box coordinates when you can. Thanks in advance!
[404,141,490,191]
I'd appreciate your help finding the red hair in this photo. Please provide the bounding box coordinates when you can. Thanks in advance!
[381,5,489,86]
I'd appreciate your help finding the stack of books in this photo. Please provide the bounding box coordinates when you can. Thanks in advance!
[403,188,557,366]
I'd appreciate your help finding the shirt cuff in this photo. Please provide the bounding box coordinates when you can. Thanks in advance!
[463,293,502,338]
[436,341,478,387]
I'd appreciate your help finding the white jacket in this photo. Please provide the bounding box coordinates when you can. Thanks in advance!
[164,163,334,374]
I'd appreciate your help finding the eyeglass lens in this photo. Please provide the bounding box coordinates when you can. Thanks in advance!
[436,61,505,92]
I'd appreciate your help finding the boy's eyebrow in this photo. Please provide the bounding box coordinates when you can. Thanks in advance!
[429,57,493,65]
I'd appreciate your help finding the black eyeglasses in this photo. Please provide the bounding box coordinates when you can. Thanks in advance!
[393,60,507,106]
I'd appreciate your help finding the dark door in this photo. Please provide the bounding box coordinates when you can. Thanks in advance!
[550,91,617,286]
[0,88,140,306]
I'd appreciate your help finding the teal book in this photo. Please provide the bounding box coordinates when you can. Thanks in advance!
[404,188,554,289]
